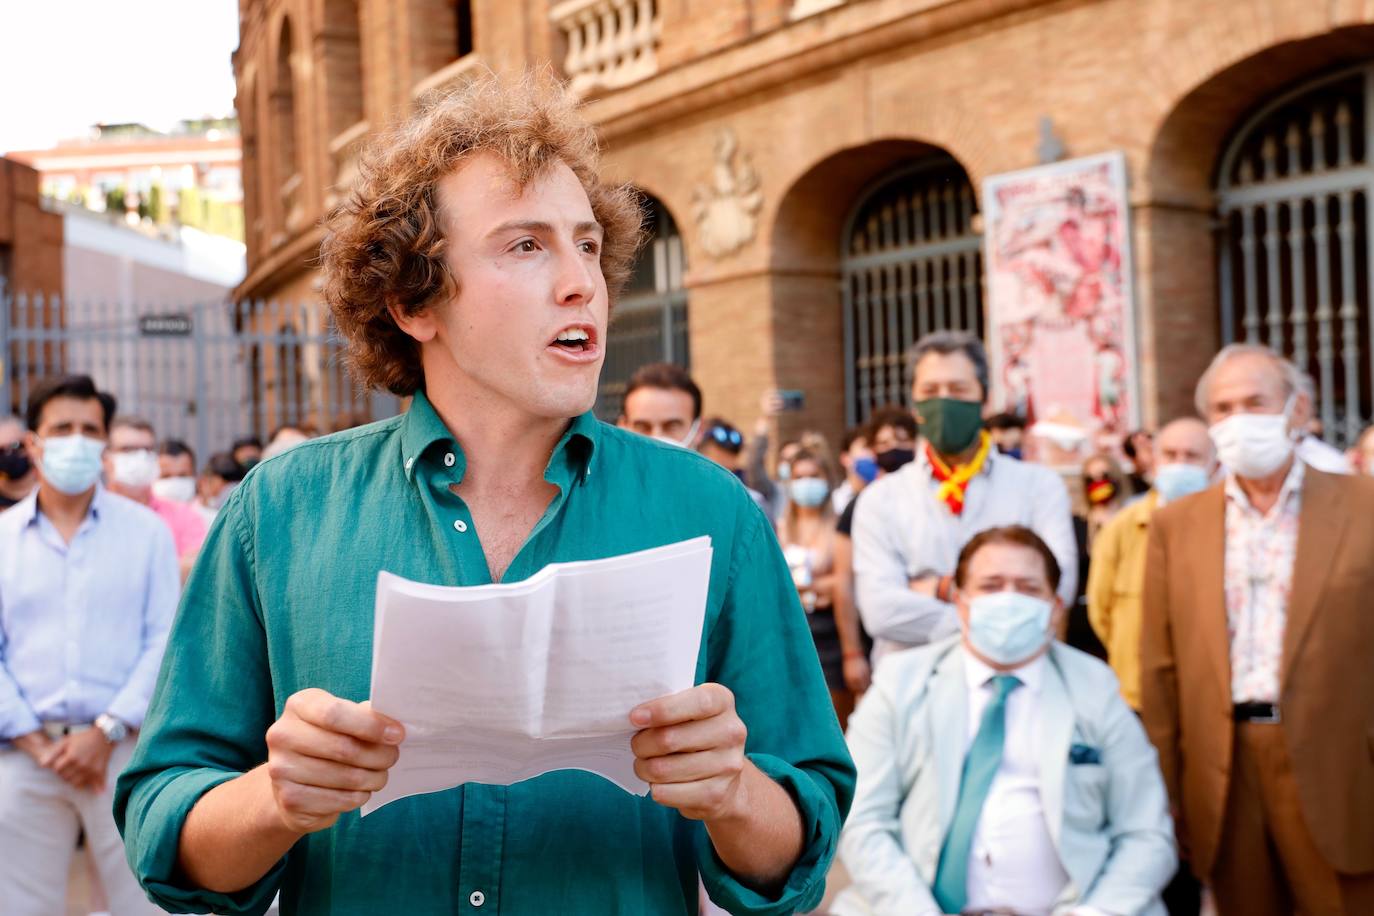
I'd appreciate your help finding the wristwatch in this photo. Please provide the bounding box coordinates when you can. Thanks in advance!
[94,713,129,744]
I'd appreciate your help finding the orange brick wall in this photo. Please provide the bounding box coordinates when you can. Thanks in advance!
[0,157,63,296]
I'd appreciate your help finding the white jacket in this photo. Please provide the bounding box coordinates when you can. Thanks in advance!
[834,638,1175,916]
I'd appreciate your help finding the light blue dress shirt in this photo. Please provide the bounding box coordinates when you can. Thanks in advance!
[0,485,180,737]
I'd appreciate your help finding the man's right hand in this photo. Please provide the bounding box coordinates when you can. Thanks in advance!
[264,689,405,835]
[12,729,54,764]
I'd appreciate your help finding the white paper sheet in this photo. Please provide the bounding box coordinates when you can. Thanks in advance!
[361,536,712,816]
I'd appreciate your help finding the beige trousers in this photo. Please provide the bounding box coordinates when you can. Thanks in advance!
[0,738,162,916]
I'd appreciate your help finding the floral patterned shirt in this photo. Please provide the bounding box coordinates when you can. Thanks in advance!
[1223,459,1305,703]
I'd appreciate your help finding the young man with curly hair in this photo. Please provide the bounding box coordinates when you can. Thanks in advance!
[115,75,854,916]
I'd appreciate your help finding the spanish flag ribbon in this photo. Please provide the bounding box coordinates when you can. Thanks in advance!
[925,431,992,516]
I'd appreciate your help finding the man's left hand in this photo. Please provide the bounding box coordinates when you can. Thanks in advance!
[630,683,750,822]
[41,729,115,791]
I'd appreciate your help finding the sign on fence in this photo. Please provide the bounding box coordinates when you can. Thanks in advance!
[138,314,194,337]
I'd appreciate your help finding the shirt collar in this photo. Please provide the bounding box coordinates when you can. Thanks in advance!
[961,641,1047,695]
[399,388,600,487]
[21,483,107,528]
[1224,456,1305,513]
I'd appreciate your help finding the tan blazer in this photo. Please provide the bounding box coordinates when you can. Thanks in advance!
[1140,467,1374,877]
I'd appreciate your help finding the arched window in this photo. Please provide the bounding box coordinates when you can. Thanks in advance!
[236,74,261,254]
[596,196,689,419]
[322,0,364,136]
[456,1,473,58]
[1216,63,1373,445]
[841,155,983,424]
[407,0,475,80]
[272,19,300,205]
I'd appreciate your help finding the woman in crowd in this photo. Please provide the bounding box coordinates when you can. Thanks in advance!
[777,443,856,726]
[1081,451,1127,549]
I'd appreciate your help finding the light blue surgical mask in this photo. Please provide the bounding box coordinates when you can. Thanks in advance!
[789,477,830,509]
[777,461,793,482]
[38,434,106,495]
[966,590,1053,666]
[1153,462,1210,503]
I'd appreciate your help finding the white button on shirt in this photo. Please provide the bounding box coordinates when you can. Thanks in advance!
[469,890,485,907]
[453,519,468,533]
[444,452,456,468]
[961,650,1071,916]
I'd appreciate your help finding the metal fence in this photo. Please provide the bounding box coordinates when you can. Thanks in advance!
[842,156,985,426]
[1216,63,1373,447]
[0,280,400,462]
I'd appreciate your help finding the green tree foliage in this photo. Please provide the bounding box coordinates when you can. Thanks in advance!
[105,186,127,215]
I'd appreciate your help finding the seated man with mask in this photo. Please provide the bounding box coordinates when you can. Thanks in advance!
[836,525,1175,916]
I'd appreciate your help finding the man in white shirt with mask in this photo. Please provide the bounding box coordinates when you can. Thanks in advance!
[617,362,702,447]
[837,524,1174,916]
[0,374,178,915]
[154,438,200,504]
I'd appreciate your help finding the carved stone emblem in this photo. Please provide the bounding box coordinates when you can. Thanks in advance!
[692,128,763,259]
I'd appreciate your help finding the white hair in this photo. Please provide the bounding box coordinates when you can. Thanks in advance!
[1193,343,1304,416]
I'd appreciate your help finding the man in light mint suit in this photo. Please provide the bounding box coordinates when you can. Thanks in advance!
[836,525,1174,916]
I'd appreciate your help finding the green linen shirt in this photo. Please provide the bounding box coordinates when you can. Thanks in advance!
[114,390,855,916]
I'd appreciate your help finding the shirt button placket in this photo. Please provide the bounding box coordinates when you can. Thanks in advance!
[459,784,504,912]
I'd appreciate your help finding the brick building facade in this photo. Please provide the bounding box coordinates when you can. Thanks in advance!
[0,157,63,297]
[233,0,1374,443]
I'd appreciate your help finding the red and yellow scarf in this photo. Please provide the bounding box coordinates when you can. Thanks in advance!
[926,431,992,516]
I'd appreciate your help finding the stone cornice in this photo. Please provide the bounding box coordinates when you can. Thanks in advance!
[234,223,324,301]
[583,0,1057,141]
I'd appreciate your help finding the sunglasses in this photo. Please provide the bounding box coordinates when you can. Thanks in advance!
[706,425,744,450]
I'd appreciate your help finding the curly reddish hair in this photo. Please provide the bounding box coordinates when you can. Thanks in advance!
[320,72,646,395]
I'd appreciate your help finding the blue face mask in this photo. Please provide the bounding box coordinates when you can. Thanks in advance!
[1153,462,1210,503]
[966,591,1053,666]
[789,477,830,509]
[853,456,879,484]
[39,434,106,495]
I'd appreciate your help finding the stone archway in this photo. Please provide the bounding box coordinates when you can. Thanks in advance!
[1138,24,1374,423]
[597,194,690,419]
[767,140,982,436]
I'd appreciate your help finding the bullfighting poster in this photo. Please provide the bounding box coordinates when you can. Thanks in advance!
[982,152,1139,459]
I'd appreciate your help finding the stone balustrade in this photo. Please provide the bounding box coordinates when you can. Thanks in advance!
[552,0,660,96]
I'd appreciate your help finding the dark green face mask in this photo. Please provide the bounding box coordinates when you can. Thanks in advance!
[915,397,984,456]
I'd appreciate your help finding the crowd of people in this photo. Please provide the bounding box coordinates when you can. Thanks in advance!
[0,389,336,913]
[3,73,1374,916]
[617,330,1374,915]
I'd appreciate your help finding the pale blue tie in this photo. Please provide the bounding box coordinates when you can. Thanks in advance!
[932,673,1022,914]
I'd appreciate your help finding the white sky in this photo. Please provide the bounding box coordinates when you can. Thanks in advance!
[0,0,241,153]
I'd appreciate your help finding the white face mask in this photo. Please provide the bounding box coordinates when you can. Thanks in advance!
[111,449,161,489]
[1210,397,1296,479]
[652,418,700,450]
[151,475,197,503]
[39,434,107,495]
[966,591,1054,667]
